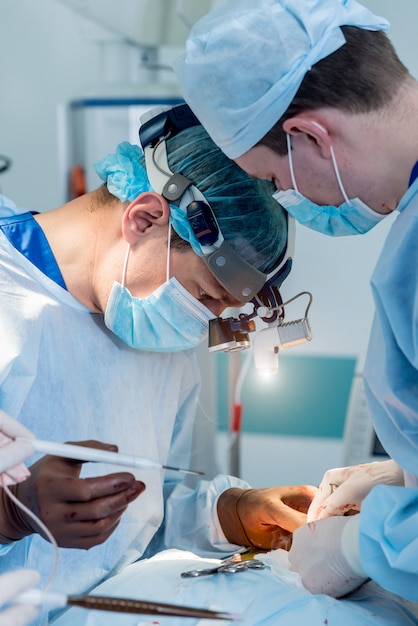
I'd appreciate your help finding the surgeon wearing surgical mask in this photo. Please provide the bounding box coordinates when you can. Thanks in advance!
[98,143,223,352]
[174,0,418,603]
[0,122,317,625]
[272,129,387,236]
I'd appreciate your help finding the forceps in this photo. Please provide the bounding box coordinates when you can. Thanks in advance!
[14,589,239,621]
[181,558,265,578]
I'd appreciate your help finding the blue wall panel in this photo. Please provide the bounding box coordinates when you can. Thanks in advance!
[216,353,356,438]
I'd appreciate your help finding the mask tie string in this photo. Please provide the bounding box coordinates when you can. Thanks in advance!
[121,244,131,289]
[166,220,172,283]
[286,133,299,193]
[288,132,351,206]
[122,219,172,290]
[329,144,351,205]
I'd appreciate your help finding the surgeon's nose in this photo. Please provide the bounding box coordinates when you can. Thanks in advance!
[206,301,227,317]
[208,296,243,317]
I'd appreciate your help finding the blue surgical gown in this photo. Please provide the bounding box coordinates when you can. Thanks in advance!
[0,209,249,625]
[362,178,418,600]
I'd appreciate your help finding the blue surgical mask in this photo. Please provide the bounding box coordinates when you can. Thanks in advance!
[273,133,386,236]
[104,236,214,352]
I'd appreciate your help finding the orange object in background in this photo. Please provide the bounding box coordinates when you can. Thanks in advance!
[69,165,86,199]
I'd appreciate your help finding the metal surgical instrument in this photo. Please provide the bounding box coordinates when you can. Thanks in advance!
[13,589,239,620]
[181,558,265,578]
[16,438,204,476]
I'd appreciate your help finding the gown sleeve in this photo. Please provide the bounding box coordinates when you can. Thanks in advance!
[159,350,252,557]
[361,191,418,600]
[360,485,418,600]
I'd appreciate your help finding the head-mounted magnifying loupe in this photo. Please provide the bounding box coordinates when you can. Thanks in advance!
[138,104,303,354]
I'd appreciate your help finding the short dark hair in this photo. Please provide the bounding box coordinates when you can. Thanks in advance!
[257,26,411,155]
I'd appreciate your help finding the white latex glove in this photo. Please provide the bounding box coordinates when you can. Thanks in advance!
[0,569,40,626]
[0,411,35,484]
[288,515,368,597]
[307,460,404,522]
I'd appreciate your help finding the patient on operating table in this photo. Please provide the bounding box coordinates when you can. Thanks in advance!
[53,494,417,626]
[53,547,418,626]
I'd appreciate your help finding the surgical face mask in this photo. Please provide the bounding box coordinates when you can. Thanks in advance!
[104,230,215,352]
[273,133,386,237]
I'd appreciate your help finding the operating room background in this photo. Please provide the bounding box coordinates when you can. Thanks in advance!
[0,0,416,487]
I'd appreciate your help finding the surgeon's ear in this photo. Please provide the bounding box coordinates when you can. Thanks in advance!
[282,116,332,159]
[121,192,170,245]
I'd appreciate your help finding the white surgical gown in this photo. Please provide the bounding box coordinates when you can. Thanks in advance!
[362,178,418,599]
[0,220,248,625]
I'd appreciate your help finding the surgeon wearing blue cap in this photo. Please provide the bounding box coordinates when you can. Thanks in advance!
[0,121,318,625]
[174,0,418,603]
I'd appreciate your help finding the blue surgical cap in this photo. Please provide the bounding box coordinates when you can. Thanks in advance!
[94,142,202,254]
[94,142,151,202]
[173,0,389,159]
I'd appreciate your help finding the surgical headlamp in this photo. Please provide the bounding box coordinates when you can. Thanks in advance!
[138,103,298,353]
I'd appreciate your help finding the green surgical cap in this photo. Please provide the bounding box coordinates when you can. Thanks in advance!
[165,125,287,274]
[173,0,388,159]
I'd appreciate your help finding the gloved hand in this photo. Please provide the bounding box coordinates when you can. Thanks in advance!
[0,568,40,626]
[288,514,368,597]
[217,485,319,550]
[0,440,146,549]
[307,460,404,522]
[0,410,35,483]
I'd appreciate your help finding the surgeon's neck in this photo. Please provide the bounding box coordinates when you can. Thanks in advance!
[33,192,124,311]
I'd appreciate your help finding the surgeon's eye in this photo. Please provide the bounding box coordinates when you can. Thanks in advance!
[199,288,209,298]
[198,289,215,302]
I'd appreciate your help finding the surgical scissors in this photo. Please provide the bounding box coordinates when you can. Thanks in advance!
[181,558,265,578]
